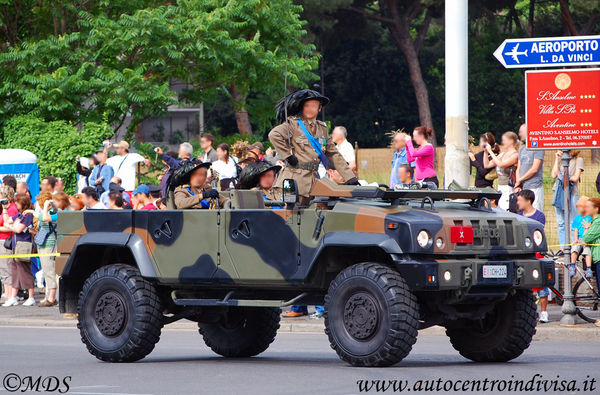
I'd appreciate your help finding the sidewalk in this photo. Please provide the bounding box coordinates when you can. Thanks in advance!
[1,303,598,341]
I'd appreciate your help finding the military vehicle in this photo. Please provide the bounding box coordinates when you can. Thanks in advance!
[56,179,554,367]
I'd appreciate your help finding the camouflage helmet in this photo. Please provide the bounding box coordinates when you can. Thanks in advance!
[276,89,329,123]
[237,161,281,190]
[168,159,211,191]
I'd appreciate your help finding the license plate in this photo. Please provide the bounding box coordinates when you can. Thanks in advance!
[482,265,507,278]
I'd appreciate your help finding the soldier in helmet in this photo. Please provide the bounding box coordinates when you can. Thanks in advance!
[269,89,358,206]
[172,159,223,209]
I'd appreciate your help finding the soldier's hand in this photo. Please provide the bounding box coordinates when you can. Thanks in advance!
[203,189,220,200]
[286,155,299,166]
[345,177,360,186]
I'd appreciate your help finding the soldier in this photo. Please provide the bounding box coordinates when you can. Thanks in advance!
[172,160,222,209]
[269,89,358,206]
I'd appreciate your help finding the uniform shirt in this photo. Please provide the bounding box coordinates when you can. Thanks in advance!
[518,147,545,189]
[268,117,354,197]
[336,139,355,165]
[107,153,145,191]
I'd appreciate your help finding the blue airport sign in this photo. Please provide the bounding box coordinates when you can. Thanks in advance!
[494,35,600,68]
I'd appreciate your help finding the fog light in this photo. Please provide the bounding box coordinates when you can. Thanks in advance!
[443,270,452,281]
[525,237,532,248]
[532,269,539,279]
[417,230,431,248]
[436,237,444,248]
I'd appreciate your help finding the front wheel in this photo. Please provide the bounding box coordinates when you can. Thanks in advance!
[445,290,537,362]
[77,264,164,362]
[324,263,419,367]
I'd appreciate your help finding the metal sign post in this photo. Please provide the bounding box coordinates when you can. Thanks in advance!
[559,150,577,325]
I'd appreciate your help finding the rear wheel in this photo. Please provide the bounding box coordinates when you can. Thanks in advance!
[445,290,536,362]
[199,307,280,358]
[324,263,419,367]
[77,264,164,362]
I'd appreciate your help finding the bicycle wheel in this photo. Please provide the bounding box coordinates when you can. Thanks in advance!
[572,277,600,324]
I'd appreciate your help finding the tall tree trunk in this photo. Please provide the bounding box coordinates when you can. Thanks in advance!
[528,0,535,37]
[230,83,253,136]
[389,27,436,145]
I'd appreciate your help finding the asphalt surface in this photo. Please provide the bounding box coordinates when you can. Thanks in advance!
[0,326,598,395]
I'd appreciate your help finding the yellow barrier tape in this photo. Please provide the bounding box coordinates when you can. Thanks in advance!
[547,243,600,248]
[0,252,60,259]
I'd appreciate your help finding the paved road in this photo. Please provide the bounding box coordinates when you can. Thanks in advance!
[1,326,598,395]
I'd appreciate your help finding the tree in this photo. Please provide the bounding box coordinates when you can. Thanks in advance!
[0,1,317,137]
[1,115,109,194]
[349,0,442,143]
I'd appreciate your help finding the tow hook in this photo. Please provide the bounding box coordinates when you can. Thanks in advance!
[516,266,525,285]
[462,267,472,286]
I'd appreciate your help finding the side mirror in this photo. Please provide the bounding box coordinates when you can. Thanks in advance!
[282,178,299,209]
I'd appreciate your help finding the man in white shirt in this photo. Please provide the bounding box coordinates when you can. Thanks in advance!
[331,126,356,173]
[81,186,106,209]
[105,140,150,192]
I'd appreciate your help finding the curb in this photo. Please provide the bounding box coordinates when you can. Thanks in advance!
[2,318,599,341]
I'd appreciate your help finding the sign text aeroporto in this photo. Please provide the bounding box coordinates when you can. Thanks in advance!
[525,68,600,150]
[494,35,600,68]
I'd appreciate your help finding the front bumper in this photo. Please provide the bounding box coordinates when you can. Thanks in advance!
[392,256,554,292]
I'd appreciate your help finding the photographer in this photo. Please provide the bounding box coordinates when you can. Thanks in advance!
[36,191,59,307]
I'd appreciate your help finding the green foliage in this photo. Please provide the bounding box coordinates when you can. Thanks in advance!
[0,0,318,137]
[0,115,109,194]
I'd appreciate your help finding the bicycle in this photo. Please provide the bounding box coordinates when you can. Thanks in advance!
[543,250,600,324]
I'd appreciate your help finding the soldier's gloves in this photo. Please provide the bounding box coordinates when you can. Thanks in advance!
[286,155,299,166]
[203,189,220,200]
[345,177,360,186]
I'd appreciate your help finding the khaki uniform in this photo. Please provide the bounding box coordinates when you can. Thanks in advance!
[174,185,227,209]
[253,186,282,202]
[268,117,354,202]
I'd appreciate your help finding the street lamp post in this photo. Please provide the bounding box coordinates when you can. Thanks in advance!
[559,150,578,325]
[444,0,470,188]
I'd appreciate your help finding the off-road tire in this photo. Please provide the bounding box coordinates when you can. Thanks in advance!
[324,263,419,367]
[199,307,280,358]
[445,290,536,362]
[77,264,163,362]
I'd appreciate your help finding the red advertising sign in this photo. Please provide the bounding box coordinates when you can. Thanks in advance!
[525,68,600,149]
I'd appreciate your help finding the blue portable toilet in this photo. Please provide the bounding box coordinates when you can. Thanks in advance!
[0,149,41,199]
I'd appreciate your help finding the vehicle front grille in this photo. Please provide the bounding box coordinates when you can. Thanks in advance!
[455,218,516,251]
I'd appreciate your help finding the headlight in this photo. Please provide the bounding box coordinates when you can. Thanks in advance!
[443,270,452,281]
[532,269,539,279]
[525,237,532,248]
[533,230,544,246]
[417,230,431,248]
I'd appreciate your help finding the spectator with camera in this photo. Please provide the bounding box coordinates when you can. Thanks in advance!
[35,191,59,306]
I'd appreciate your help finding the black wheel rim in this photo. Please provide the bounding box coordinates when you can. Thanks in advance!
[94,291,128,337]
[343,292,379,340]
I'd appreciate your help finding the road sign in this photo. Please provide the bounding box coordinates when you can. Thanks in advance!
[525,68,600,150]
[494,35,600,68]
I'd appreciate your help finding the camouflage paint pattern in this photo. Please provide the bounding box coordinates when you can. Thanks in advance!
[57,179,552,293]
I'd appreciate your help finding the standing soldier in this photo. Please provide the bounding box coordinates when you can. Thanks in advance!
[269,89,358,206]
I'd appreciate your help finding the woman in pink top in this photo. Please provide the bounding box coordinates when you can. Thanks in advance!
[404,126,438,187]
